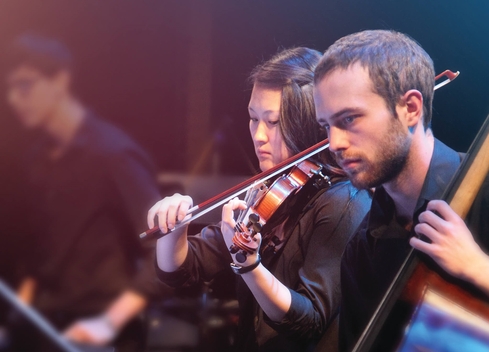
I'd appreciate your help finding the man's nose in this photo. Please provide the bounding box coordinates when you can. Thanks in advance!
[328,127,349,153]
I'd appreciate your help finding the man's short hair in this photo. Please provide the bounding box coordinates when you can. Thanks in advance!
[4,33,73,77]
[314,30,435,129]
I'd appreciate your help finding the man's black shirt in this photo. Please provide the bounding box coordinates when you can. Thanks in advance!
[339,139,461,351]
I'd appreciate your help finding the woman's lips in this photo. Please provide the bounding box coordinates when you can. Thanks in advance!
[257,150,271,158]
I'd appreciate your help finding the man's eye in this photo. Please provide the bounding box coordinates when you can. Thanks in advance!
[344,115,357,124]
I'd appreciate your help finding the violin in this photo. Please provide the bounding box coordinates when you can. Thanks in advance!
[229,160,330,263]
[140,139,330,240]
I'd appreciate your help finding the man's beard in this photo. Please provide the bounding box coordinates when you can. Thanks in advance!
[337,118,411,190]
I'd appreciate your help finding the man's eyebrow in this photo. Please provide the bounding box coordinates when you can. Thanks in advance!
[323,107,362,124]
[333,108,361,120]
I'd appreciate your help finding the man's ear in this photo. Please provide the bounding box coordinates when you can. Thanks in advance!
[401,89,423,128]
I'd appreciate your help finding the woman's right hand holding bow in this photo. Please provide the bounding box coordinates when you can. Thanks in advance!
[148,193,194,272]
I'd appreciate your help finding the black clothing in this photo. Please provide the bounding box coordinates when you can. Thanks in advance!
[12,112,161,350]
[158,180,371,352]
[339,139,461,351]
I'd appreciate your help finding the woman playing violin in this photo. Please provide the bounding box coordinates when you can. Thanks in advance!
[148,47,371,352]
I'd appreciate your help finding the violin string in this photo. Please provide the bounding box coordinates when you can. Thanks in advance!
[238,182,262,224]
[238,186,253,224]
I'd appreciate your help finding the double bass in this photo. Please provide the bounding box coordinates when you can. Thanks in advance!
[352,105,489,350]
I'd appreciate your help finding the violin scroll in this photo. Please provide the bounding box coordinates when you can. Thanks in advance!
[228,160,329,262]
[230,214,262,263]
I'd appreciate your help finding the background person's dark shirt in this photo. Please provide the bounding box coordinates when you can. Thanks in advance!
[20,111,161,321]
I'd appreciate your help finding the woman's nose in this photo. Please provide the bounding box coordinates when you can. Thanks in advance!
[253,121,268,143]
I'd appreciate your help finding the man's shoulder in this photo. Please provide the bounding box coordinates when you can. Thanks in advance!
[85,114,135,147]
[317,180,371,205]
[419,138,463,202]
[432,138,462,166]
[81,112,151,158]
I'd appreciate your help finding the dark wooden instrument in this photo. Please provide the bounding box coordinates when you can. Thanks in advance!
[352,112,489,352]
[229,160,328,261]
[139,139,330,240]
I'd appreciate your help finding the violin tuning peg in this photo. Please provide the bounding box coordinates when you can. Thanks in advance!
[313,170,331,188]
[252,222,262,234]
[249,213,260,224]
[235,251,247,263]
[324,174,331,186]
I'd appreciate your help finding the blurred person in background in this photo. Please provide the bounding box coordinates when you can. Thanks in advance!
[147,47,372,352]
[1,33,162,351]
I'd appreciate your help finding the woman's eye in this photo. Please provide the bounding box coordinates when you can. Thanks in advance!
[250,117,258,122]
[268,120,279,126]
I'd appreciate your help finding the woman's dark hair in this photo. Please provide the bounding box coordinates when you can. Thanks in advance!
[249,47,344,178]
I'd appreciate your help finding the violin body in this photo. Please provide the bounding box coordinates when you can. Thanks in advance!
[253,160,324,222]
[230,160,329,262]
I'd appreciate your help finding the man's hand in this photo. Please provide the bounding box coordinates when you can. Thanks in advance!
[411,200,489,284]
[17,277,36,304]
[63,315,116,345]
[63,290,146,346]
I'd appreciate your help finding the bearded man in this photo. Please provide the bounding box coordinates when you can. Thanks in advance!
[314,29,489,351]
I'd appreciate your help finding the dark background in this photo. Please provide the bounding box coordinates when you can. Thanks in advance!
[0,1,488,349]
[0,0,487,179]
